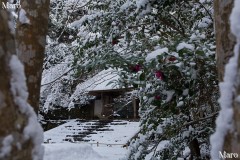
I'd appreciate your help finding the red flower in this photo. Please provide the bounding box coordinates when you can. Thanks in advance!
[134,64,141,72]
[155,71,164,80]
[168,56,176,62]
[130,64,142,72]
[155,95,161,100]
[112,39,119,45]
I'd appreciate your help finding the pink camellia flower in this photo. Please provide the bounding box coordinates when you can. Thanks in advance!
[130,64,142,72]
[168,56,176,62]
[134,64,141,72]
[112,39,119,45]
[155,95,161,100]
[155,71,164,80]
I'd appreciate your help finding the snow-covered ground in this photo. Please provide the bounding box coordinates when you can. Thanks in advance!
[43,119,139,160]
[44,143,128,160]
[44,143,104,160]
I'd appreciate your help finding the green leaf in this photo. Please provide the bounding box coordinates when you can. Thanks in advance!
[195,50,205,56]
[139,72,145,81]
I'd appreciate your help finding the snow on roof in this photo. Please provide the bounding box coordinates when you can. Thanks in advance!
[68,68,132,107]
[69,68,121,105]
[78,68,121,92]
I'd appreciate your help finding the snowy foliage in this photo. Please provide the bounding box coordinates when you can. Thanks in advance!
[43,0,219,159]
[69,0,219,159]
[40,0,91,116]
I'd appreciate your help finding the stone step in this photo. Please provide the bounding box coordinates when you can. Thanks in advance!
[60,120,131,142]
[109,122,127,125]
[96,129,114,131]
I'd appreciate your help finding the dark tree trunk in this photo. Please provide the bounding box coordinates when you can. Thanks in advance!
[214,0,240,154]
[214,0,236,81]
[0,7,41,160]
[16,0,50,112]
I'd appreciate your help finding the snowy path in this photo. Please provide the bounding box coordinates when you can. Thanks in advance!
[44,143,129,160]
[43,119,139,160]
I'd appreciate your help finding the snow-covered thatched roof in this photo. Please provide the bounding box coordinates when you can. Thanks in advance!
[68,68,133,108]
[77,68,121,92]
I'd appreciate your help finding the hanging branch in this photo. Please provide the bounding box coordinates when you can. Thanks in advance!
[56,0,93,42]
[41,68,74,86]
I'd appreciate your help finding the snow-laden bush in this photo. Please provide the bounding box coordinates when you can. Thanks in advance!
[40,0,92,121]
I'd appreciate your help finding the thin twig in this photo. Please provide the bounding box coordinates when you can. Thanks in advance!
[41,68,74,86]
[183,112,219,127]
[158,16,186,37]
[57,0,93,42]
[196,1,214,22]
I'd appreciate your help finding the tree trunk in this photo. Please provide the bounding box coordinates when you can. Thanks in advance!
[214,0,240,154]
[16,0,50,112]
[214,0,236,81]
[0,8,43,160]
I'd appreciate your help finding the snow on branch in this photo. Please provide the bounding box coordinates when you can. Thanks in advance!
[9,55,44,160]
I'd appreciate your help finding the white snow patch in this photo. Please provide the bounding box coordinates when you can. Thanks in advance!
[120,0,133,11]
[9,55,29,108]
[210,1,240,158]
[177,101,184,107]
[183,89,189,96]
[156,124,163,134]
[145,47,168,62]
[0,135,14,158]
[163,90,175,102]
[136,0,149,9]
[156,140,169,151]
[230,0,240,41]
[145,140,169,160]
[176,42,194,51]
[198,17,212,28]
[183,147,190,158]
[44,143,104,160]
[9,55,44,160]
[19,9,30,24]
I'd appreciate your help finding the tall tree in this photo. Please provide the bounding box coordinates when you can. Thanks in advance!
[213,0,235,154]
[211,0,240,158]
[214,0,236,81]
[16,0,50,112]
[0,6,43,160]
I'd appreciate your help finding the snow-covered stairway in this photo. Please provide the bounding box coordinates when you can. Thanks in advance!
[44,119,139,145]
[64,119,113,142]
